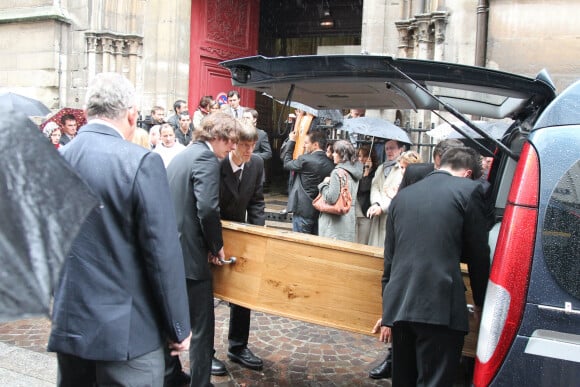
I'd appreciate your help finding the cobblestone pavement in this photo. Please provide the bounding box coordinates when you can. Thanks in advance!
[0,301,391,386]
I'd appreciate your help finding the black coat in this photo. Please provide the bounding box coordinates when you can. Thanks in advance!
[48,123,190,361]
[382,170,490,333]
[167,141,223,280]
[283,141,335,218]
[220,154,265,225]
[398,162,435,191]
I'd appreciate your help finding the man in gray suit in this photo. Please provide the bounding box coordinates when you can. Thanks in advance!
[48,72,191,386]
[377,147,490,386]
[167,112,239,386]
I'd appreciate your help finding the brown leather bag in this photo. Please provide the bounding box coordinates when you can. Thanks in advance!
[312,168,352,215]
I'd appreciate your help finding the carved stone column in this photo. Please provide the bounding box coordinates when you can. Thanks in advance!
[114,38,124,74]
[431,11,448,62]
[126,38,143,88]
[101,37,114,72]
[414,13,432,60]
[395,20,412,58]
[86,34,99,82]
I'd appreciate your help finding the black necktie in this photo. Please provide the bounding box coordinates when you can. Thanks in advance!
[234,169,242,188]
[234,109,238,118]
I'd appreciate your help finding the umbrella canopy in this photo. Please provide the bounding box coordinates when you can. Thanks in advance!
[340,116,411,144]
[271,97,344,123]
[0,92,51,117]
[287,101,343,123]
[40,107,86,131]
[0,107,98,322]
[427,120,511,141]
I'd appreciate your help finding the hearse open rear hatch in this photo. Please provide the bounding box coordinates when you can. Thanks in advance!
[221,54,556,159]
[216,55,557,357]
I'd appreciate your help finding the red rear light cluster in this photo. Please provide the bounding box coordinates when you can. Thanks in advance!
[473,142,540,386]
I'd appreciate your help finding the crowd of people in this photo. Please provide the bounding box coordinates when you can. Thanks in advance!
[41,72,491,387]
[281,110,492,385]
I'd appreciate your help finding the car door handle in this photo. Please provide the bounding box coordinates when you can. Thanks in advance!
[538,302,580,315]
[219,256,237,265]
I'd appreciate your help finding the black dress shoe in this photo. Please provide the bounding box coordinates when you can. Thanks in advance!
[369,356,392,379]
[227,347,263,370]
[211,357,227,376]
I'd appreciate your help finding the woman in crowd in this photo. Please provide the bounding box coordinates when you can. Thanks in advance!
[192,95,214,128]
[131,127,150,149]
[398,150,422,173]
[317,140,363,242]
[366,139,407,247]
[355,145,379,245]
[43,122,62,149]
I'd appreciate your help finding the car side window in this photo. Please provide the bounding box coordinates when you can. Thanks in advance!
[542,160,580,300]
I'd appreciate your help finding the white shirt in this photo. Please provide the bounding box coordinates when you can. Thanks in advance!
[153,142,185,168]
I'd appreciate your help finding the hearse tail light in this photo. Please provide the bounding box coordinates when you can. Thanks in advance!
[473,142,539,386]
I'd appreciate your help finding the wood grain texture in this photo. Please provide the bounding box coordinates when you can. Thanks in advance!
[214,221,478,357]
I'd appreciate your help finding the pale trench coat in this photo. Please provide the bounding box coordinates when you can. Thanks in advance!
[367,162,404,247]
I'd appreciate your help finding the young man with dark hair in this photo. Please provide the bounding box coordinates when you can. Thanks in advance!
[212,119,265,375]
[377,146,490,386]
[59,113,77,146]
[168,99,188,131]
[283,129,334,235]
[142,105,165,132]
[224,90,245,118]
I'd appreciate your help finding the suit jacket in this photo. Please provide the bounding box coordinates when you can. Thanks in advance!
[382,170,490,333]
[252,129,272,161]
[222,105,245,119]
[48,123,190,361]
[59,133,73,146]
[283,141,335,218]
[167,141,223,280]
[220,154,265,225]
[398,162,435,191]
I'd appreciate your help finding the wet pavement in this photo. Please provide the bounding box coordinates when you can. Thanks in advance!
[0,192,469,386]
[0,300,390,386]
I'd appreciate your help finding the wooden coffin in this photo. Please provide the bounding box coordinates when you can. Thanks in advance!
[214,221,479,357]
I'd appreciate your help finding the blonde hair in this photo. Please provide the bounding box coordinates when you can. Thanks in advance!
[131,127,150,149]
[399,150,422,166]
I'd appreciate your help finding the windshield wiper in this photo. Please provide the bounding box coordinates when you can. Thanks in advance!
[385,59,518,161]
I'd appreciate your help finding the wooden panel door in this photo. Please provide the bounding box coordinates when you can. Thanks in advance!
[189,0,260,112]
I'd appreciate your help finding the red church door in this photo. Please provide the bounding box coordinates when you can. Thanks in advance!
[188,0,260,112]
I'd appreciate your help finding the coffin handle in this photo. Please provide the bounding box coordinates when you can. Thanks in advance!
[219,256,237,265]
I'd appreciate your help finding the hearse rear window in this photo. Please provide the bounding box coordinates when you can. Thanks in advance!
[542,160,580,300]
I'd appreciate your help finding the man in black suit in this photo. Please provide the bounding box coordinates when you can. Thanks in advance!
[398,138,463,191]
[377,147,490,386]
[167,112,239,386]
[283,130,335,235]
[48,72,191,386]
[214,119,266,374]
[369,138,465,381]
[58,113,77,146]
[242,108,272,162]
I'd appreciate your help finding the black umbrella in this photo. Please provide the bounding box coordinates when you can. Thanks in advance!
[0,107,98,321]
[0,92,51,117]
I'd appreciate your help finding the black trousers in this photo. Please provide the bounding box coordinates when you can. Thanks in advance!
[228,303,251,352]
[186,278,215,387]
[391,321,464,387]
